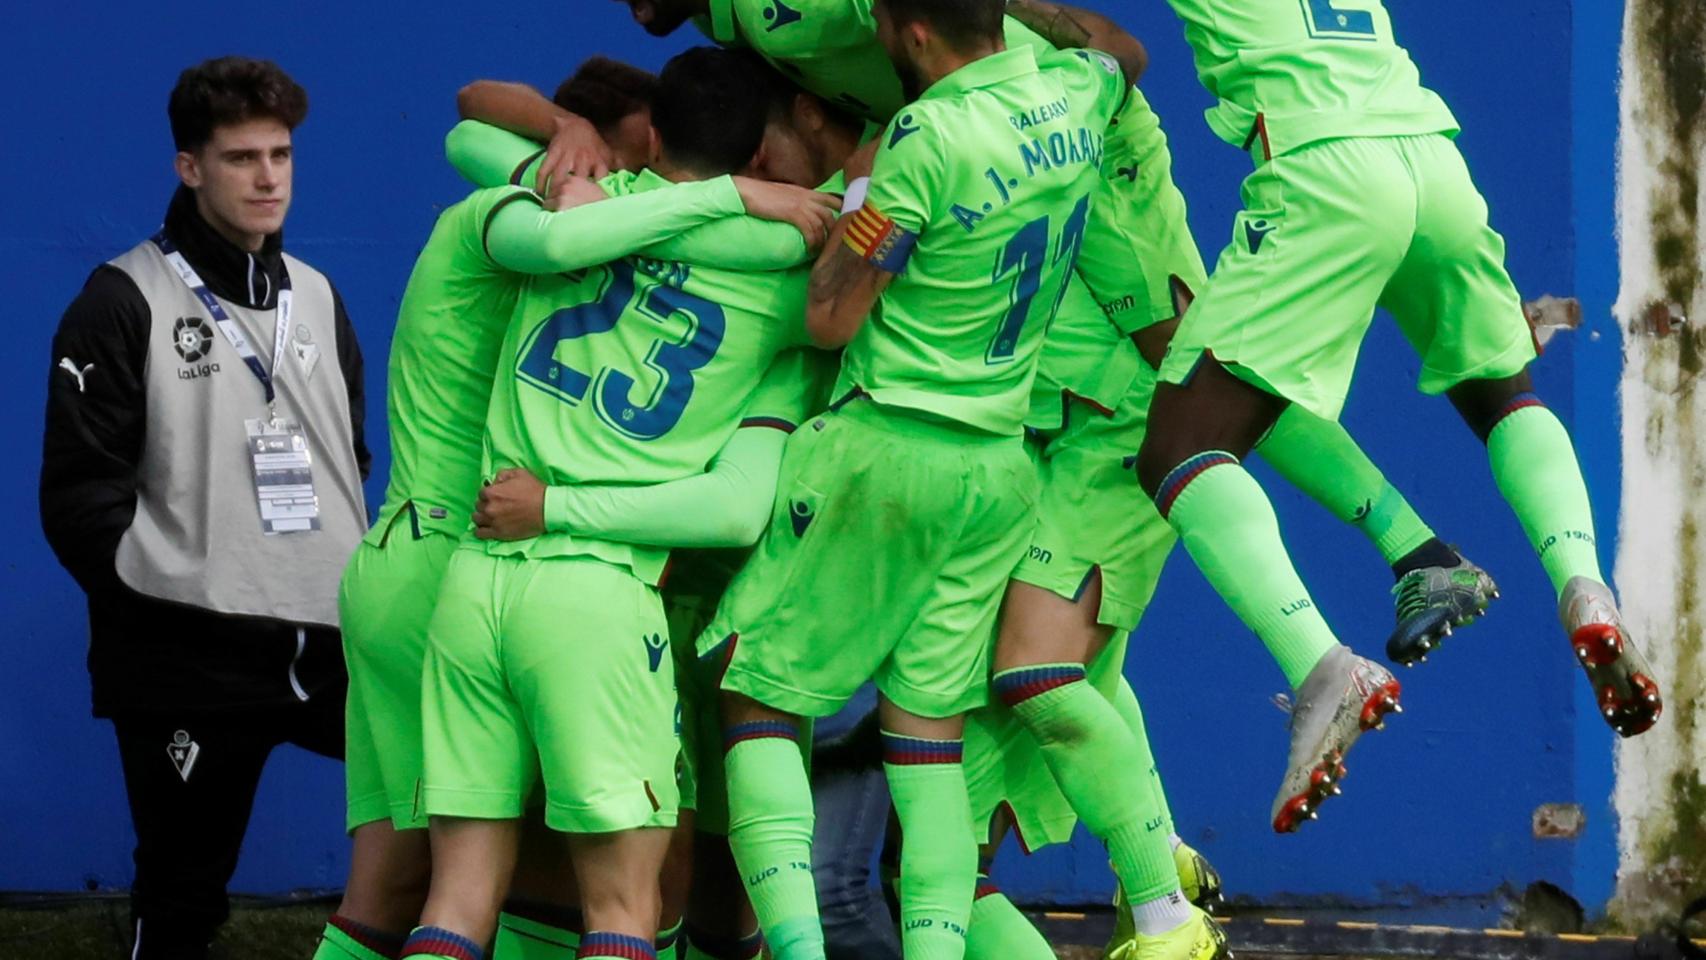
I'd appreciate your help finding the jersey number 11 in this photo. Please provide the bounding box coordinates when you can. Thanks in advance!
[988,195,1090,365]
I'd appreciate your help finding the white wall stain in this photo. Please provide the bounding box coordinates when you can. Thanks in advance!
[1611,0,1706,928]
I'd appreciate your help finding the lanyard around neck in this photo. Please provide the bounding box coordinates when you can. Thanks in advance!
[152,232,293,407]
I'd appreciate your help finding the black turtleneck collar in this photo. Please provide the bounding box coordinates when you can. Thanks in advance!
[162,185,287,310]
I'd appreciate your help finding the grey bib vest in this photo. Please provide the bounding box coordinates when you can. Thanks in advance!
[107,240,366,627]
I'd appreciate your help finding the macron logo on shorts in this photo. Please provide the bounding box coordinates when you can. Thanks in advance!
[789,500,814,537]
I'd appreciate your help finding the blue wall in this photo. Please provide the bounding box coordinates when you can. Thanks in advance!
[0,0,1622,916]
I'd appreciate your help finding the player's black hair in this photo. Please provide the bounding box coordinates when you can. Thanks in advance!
[651,47,771,176]
[168,56,308,152]
[735,49,863,136]
[553,56,660,137]
[877,0,1005,53]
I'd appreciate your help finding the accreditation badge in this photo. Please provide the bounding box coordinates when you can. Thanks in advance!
[245,418,322,534]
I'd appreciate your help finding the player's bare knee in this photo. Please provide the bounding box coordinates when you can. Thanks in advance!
[1449,369,1537,440]
[877,698,963,741]
[1135,431,1186,498]
[994,580,1104,672]
[718,691,793,730]
[579,880,661,936]
[378,851,432,904]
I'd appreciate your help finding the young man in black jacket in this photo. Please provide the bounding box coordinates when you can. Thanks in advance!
[40,56,370,960]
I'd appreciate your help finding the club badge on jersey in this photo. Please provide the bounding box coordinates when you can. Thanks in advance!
[152,233,323,534]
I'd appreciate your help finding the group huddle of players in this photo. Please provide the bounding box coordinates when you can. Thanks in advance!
[313,2,1667,960]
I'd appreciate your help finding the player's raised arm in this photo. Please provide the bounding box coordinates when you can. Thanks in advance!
[450,121,829,272]
[458,79,614,184]
[1007,0,1147,83]
[445,120,547,189]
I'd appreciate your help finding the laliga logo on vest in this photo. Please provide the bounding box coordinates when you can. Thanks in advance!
[173,316,222,380]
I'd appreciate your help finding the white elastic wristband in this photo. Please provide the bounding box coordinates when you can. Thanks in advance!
[840,176,871,215]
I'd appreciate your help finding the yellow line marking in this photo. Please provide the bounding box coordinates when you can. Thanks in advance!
[1336,922,1380,931]
[1263,918,1307,927]
[1484,929,1527,938]
[1557,934,1600,943]
[1042,912,1085,921]
[1403,926,1457,935]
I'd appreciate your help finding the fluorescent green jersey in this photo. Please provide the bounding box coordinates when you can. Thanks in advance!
[368,189,528,543]
[477,172,813,582]
[1026,277,1143,432]
[743,345,840,430]
[1163,0,1458,159]
[839,46,1125,435]
[370,165,804,544]
[698,0,1058,124]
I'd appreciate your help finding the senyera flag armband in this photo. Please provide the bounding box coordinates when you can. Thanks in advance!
[843,203,917,273]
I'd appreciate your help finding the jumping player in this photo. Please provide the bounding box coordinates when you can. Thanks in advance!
[1133,0,1662,837]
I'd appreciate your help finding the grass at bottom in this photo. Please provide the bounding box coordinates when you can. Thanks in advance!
[0,901,1109,959]
[0,899,331,959]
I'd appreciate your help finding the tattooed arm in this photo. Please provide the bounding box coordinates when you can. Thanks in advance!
[1007,0,1148,83]
[806,218,894,348]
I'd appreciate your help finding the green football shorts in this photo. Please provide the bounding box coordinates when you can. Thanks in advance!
[1074,89,1209,336]
[704,399,1037,720]
[1011,367,1177,634]
[964,631,1131,849]
[339,508,460,832]
[420,548,679,834]
[664,549,813,834]
[1159,133,1536,421]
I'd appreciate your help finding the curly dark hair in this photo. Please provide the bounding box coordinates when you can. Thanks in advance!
[553,56,660,138]
[168,56,309,152]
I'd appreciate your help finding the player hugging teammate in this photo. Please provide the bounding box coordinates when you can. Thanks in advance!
[313,2,1664,960]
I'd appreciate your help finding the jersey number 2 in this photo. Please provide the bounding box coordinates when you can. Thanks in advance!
[1301,0,1377,39]
[988,195,1090,364]
[516,262,724,440]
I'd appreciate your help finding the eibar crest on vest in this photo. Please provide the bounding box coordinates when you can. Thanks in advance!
[107,240,366,627]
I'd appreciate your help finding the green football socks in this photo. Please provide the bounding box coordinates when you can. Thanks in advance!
[683,927,763,959]
[1485,396,1604,594]
[1256,407,1436,564]
[964,880,1054,960]
[723,723,824,960]
[1111,677,1175,839]
[400,925,485,959]
[993,667,1179,905]
[1156,452,1338,689]
[315,916,407,960]
[884,733,977,960]
[493,907,579,959]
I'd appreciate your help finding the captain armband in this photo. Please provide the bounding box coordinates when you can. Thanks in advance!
[842,203,918,273]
